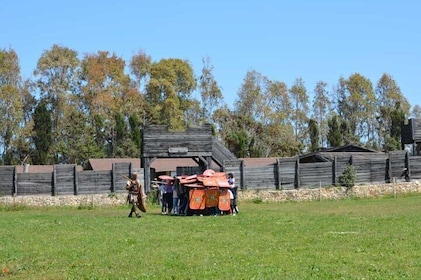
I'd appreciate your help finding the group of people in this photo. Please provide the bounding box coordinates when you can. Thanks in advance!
[153,172,239,216]
[126,172,240,217]
[156,176,194,216]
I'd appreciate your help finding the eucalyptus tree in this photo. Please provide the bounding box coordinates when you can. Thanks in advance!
[263,80,299,157]
[227,71,300,157]
[312,81,331,148]
[129,51,153,126]
[411,105,421,118]
[199,57,223,123]
[0,48,25,164]
[34,44,80,163]
[57,106,104,166]
[145,58,197,130]
[375,73,410,149]
[130,50,152,89]
[289,77,309,152]
[335,73,377,146]
[80,51,133,156]
[233,70,269,157]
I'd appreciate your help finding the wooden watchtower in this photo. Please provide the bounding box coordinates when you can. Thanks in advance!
[401,118,421,155]
[141,124,237,192]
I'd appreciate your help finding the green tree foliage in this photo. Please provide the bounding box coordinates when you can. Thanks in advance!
[312,81,331,147]
[375,73,410,149]
[0,48,25,164]
[146,58,196,130]
[129,50,152,88]
[338,164,356,192]
[308,118,319,152]
[129,114,141,154]
[411,105,421,118]
[32,101,53,164]
[1,43,418,165]
[199,57,222,122]
[336,74,376,145]
[387,102,406,151]
[80,51,131,156]
[289,77,309,150]
[34,45,80,163]
[327,114,342,147]
[56,108,104,166]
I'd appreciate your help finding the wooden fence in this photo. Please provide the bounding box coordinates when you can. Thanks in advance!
[0,152,419,197]
[0,163,141,197]
[225,151,414,190]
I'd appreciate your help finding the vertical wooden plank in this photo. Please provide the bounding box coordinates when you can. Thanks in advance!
[332,156,337,185]
[405,151,411,181]
[53,165,57,196]
[13,166,17,196]
[111,163,116,193]
[240,160,245,190]
[275,158,281,190]
[295,159,300,189]
[388,153,392,183]
[74,165,78,195]
[144,157,151,193]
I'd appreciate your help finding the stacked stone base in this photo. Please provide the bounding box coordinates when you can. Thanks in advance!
[0,182,420,207]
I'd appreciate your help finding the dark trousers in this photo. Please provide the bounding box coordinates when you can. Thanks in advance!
[163,192,173,213]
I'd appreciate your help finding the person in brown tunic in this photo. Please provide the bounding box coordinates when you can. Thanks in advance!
[126,173,146,218]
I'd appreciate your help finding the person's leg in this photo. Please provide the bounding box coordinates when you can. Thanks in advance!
[167,193,173,214]
[162,193,166,213]
[175,197,179,214]
[135,205,141,218]
[230,199,235,215]
[128,203,134,217]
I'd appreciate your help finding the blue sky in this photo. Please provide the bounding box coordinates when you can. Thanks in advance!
[2,0,420,110]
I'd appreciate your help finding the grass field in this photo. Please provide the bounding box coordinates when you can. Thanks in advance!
[1,194,420,279]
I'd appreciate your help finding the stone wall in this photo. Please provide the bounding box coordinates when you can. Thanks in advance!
[238,181,421,202]
[0,182,420,207]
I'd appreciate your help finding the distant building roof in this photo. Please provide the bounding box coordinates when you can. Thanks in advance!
[15,164,83,173]
[88,158,141,171]
[88,158,214,172]
[300,144,386,163]
[239,157,278,167]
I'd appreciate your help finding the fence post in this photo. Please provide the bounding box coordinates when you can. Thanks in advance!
[405,151,411,182]
[111,163,116,193]
[275,158,281,190]
[332,156,337,186]
[240,160,245,190]
[53,165,57,196]
[393,177,397,199]
[74,165,78,195]
[295,158,300,189]
[388,152,392,183]
[13,166,17,197]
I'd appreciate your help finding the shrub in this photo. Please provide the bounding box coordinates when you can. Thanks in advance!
[339,164,356,193]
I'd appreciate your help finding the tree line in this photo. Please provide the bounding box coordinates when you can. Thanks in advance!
[0,45,420,167]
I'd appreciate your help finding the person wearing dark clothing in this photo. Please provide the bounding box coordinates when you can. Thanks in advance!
[162,180,173,214]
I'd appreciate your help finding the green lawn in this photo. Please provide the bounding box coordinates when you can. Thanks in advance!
[1,195,420,279]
